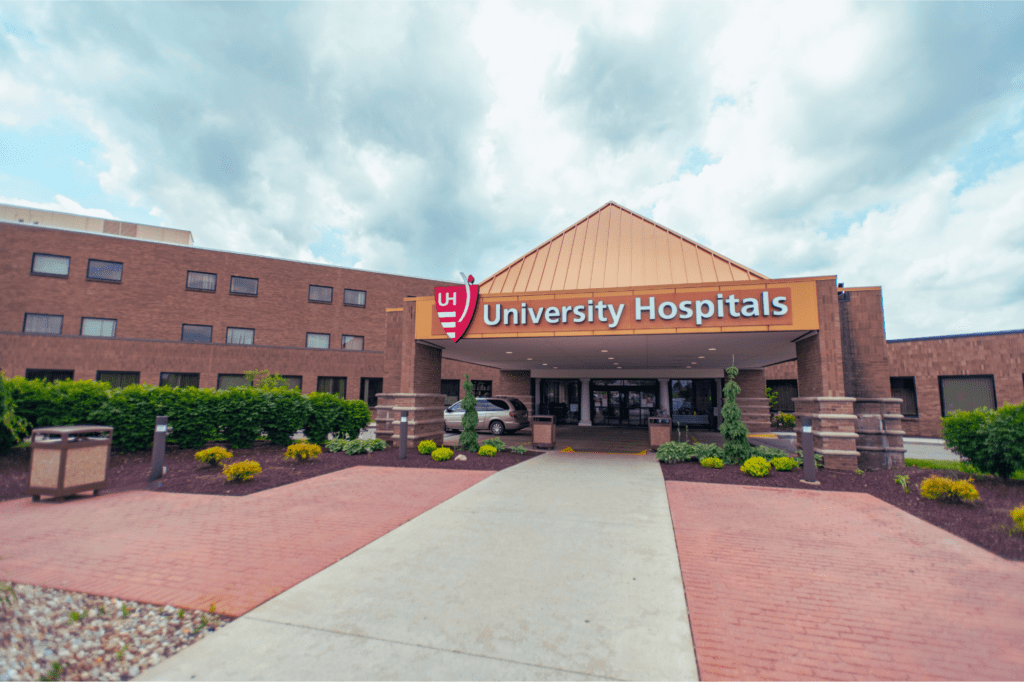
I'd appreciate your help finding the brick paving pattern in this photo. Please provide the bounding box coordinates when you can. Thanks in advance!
[666,482,1024,681]
[0,467,491,617]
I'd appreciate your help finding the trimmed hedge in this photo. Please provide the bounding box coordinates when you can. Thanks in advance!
[1,378,373,454]
[943,401,1024,480]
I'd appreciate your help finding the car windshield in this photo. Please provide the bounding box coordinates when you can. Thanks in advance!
[448,404,464,412]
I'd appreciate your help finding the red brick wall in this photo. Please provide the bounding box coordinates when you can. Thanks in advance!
[887,331,1024,437]
[839,288,889,398]
[765,360,797,381]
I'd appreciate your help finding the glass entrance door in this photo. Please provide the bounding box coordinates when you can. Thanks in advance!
[670,379,719,429]
[590,380,659,427]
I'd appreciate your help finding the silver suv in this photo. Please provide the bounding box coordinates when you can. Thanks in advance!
[443,396,530,436]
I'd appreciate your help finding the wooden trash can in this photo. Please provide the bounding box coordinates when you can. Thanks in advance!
[28,426,113,502]
[531,415,556,450]
[649,417,672,449]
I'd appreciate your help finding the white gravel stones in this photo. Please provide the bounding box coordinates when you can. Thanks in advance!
[0,583,231,681]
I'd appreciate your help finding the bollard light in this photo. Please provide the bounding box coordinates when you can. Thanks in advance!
[399,410,409,459]
[800,415,819,486]
[149,416,169,483]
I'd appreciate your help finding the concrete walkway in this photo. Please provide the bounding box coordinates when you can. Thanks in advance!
[140,453,698,681]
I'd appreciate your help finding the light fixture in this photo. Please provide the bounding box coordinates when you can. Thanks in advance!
[542,363,548,366]
[709,348,716,351]
[527,358,533,361]
[601,350,608,353]
[698,356,705,359]
[506,351,512,354]
[608,357,615,360]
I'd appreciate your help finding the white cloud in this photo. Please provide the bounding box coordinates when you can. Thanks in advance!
[0,194,116,219]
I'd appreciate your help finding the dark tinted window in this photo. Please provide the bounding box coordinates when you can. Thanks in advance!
[96,371,140,388]
[317,376,346,395]
[217,374,249,390]
[87,259,123,282]
[309,285,333,303]
[182,324,213,343]
[25,369,74,382]
[489,399,509,410]
[510,398,528,411]
[344,289,366,307]
[230,276,258,296]
[160,372,200,388]
[889,377,918,418]
[939,375,996,416]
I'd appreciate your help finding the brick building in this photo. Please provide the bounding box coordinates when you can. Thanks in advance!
[3,201,1022,469]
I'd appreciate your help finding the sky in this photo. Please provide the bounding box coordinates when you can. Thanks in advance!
[2,1,1023,340]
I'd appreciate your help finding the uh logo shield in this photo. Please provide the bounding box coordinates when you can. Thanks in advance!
[434,273,479,342]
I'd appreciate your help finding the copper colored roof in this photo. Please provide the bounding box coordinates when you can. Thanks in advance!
[479,202,767,294]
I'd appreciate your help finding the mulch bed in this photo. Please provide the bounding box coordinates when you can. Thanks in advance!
[0,441,540,501]
[661,460,1024,562]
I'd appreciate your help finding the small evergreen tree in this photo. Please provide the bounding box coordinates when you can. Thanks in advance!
[721,359,750,464]
[458,374,479,452]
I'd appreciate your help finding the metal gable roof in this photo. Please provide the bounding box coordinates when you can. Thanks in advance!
[479,202,768,294]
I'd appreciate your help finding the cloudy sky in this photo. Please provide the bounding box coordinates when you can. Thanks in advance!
[2,2,1023,339]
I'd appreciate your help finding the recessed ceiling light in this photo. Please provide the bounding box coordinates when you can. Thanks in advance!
[608,357,615,360]
[698,356,705,359]
[601,350,608,353]
[709,348,716,351]
[542,363,548,366]
[527,358,532,361]
[553,367,558,369]
[505,351,512,354]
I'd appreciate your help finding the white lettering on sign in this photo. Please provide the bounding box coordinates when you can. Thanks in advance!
[156,424,167,433]
[481,295,790,330]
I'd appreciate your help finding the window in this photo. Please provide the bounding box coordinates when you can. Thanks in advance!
[86,259,123,282]
[317,376,346,396]
[182,324,213,343]
[344,289,366,307]
[341,335,364,351]
[360,377,383,408]
[160,372,200,388]
[32,253,70,277]
[186,271,217,292]
[282,376,303,391]
[441,379,461,406]
[766,379,799,413]
[306,332,330,349]
[890,377,919,418]
[81,317,117,338]
[96,371,140,388]
[309,285,333,303]
[25,369,74,382]
[24,313,63,335]
[217,374,249,390]
[939,375,996,417]
[472,380,492,397]
[226,327,255,345]
[230,276,258,296]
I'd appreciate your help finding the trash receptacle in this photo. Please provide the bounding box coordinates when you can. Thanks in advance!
[531,415,556,450]
[28,426,113,502]
[648,417,672,449]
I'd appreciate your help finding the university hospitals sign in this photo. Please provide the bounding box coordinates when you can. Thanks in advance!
[423,278,821,341]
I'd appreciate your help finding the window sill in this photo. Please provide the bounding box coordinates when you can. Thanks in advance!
[343,303,367,308]
[30,272,69,279]
[185,287,217,293]
[229,292,258,297]
[86,278,122,284]
[309,300,333,305]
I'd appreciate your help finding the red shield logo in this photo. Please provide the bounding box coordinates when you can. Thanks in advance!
[434,273,478,343]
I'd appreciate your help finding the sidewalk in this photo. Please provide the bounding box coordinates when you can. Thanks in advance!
[140,453,698,681]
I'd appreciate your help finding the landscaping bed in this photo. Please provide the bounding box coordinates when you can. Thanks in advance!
[0,441,540,502]
[661,459,1024,561]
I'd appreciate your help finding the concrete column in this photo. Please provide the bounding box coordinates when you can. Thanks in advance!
[792,397,859,471]
[659,379,670,417]
[579,378,592,426]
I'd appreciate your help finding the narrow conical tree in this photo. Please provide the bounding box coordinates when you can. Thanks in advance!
[458,373,479,452]
[721,358,750,464]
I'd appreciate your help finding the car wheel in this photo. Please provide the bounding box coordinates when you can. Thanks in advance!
[489,420,506,436]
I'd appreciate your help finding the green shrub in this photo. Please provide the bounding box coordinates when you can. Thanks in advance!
[1011,505,1024,533]
[325,437,347,453]
[337,399,373,441]
[343,439,382,455]
[656,441,694,464]
[700,456,724,469]
[9,377,111,430]
[213,387,266,450]
[152,386,219,449]
[919,475,979,502]
[692,442,724,460]
[942,402,1024,480]
[304,393,371,445]
[942,408,990,466]
[740,456,771,477]
[223,460,262,482]
[88,384,158,452]
[721,362,750,464]
[368,438,387,451]
[458,375,479,453]
[751,444,785,460]
[770,456,797,471]
[772,412,796,430]
[418,439,437,455]
[284,442,321,461]
[244,369,290,390]
[0,372,29,452]
[195,446,233,466]
[431,446,453,461]
[262,388,311,446]
[480,437,506,452]
[478,445,497,457]
[895,474,910,492]
[510,444,528,455]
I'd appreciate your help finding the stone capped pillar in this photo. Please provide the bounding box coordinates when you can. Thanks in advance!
[792,397,859,471]
[580,378,592,426]
[735,369,771,434]
[854,397,906,470]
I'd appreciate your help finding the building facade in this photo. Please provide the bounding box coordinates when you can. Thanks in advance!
[3,202,1022,469]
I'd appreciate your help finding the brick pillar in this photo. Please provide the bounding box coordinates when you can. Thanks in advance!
[735,369,771,434]
[375,299,444,447]
[792,397,859,471]
[854,398,906,470]
[497,369,532,417]
[796,278,846,399]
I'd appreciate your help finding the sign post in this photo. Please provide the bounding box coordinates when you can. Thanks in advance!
[399,410,408,460]
[149,416,168,483]
[799,416,819,486]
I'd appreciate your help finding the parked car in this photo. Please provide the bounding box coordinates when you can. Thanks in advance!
[443,396,531,435]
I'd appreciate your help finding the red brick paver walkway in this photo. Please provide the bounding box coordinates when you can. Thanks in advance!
[667,482,1024,681]
[0,467,491,617]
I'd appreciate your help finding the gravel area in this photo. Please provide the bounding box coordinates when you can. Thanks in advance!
[0,583,231,681]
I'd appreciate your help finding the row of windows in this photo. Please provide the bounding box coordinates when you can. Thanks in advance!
[23,370,385,406]
[22,314,365,350]
[30,253,368,306]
